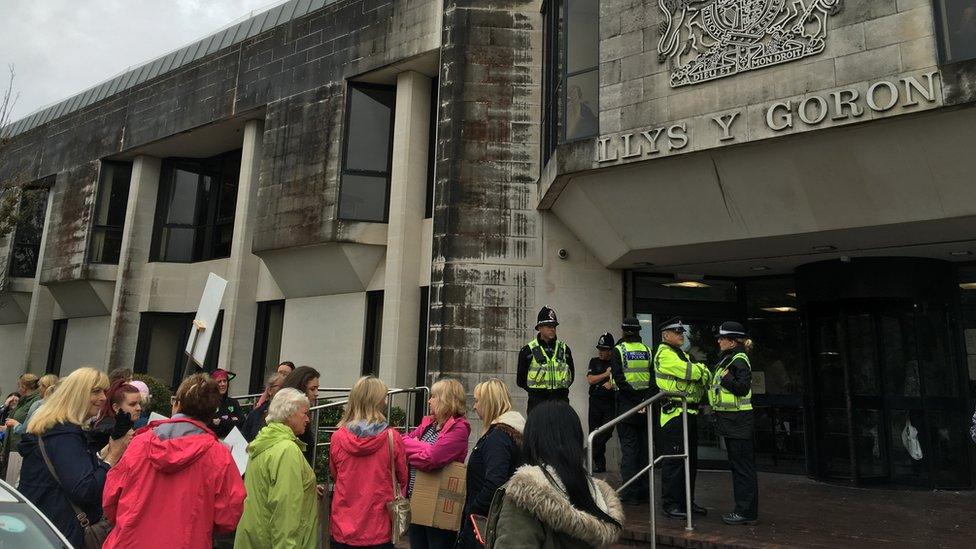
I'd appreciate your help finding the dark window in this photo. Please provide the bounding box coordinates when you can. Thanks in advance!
[415,286,430,420]
[563,0,599,142]
[934,0,976,64]
[250,300,285,393]
[9,185,50,278]
[542,0,563,163]
[89,161,132,264]
[151,150,241,263]
[361,290,384,376]
[46,319,68,375]
[339,84,396,223]
[134,311,223,390]
[425,78,438,219]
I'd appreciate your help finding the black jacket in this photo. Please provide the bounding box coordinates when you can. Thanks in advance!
[712,345,754,440]
[18,423,109,548]
[458,414,524,549]
[587,357,615,399]
[609,335,655,425]
[242,401,269,442]
[213,395,245,439]
[516,336,576,402]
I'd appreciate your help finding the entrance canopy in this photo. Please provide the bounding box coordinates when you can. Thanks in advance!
[548,106,976,276]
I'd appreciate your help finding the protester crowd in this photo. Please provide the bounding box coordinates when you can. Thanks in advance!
[0,304,782,547]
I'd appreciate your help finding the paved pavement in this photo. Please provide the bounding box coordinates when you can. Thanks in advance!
[607,470,976,548]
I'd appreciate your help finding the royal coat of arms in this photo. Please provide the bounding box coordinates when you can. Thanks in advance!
[657,0,844,87]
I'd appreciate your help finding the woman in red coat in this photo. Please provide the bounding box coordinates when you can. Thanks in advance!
[403,378,471,548]
[330,376,408,549]
[102,374,245,549]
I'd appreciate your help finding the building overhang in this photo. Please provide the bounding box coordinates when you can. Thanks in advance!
[542,104,976,276]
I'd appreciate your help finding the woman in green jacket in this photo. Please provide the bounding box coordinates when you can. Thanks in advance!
[485,401,624,549]
[235,388,321,549]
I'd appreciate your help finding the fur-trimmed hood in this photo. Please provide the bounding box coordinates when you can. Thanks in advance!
[504,465,624,547]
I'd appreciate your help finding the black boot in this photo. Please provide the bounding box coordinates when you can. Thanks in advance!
[722,512,758,525]
[662,506,687,519]
[691,502,708,516]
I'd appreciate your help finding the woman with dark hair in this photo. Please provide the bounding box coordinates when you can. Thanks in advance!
[90,380,142,452]
[282,366,320,463]
[210,368,245,438]
[485,401,624,548]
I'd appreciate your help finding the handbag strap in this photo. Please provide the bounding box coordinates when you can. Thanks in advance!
[386,429,401,499]
[38,435,93,527]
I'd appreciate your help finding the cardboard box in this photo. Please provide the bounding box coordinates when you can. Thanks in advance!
[410,462,467,531]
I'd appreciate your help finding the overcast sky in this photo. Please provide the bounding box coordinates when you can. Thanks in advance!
[0,0,282,122]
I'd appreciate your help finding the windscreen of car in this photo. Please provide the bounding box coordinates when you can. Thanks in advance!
[0,503,70,548]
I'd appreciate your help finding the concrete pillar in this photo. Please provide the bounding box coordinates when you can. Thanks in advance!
[378,71,431,389]
[105,155,161,371]
[22,187,57,374]
[217,118,264,392]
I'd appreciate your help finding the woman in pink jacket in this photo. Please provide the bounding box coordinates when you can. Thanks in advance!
[404,378,471,549]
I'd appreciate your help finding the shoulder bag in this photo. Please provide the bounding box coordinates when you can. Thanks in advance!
[386,429,410,543]
[38,435,112,548]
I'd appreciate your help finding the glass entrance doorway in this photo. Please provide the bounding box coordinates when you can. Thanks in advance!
[801,258,972,489]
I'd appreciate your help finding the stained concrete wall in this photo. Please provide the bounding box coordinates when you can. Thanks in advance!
[279,292,367,389]
[0,324,27,385]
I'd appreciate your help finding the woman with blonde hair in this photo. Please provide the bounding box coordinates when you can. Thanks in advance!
[457,378,525,548]
[404,378,471,548]
[18,367,125,548]
[330,376,408,548]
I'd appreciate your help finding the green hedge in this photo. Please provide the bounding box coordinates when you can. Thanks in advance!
[133,374,173,416]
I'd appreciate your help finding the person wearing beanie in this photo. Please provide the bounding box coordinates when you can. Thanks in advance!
[516,306,576,415]
[586,332,617,473]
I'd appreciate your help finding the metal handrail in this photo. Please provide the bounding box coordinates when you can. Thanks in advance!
[307,387,431,464]
[586,391,693,548]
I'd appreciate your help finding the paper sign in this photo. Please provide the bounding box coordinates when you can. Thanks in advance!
[149,412,169,423]
[222,426,249,476]
[185,273,228,366]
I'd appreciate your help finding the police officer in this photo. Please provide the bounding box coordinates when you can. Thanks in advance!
[516,306,575,415]
[609,317,653,504]
[710,321,758,525]
[586,332,617,473]
[655,317,710,519]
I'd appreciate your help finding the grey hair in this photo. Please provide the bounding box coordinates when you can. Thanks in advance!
[266,388,310,424]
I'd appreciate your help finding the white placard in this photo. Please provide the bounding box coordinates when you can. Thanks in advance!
[221,426,249,476]
[149,412,169,423]
[185,273,228,366]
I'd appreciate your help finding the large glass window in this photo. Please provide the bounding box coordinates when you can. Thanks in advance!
[89,161,131,264]
[339,84,396,223]
[542,0,599,154]
[151,150,241,263]
[9,185,50,278]
[250,300,285,393]
[362,290,384,376]
[134,312,223,389]
[46,319,68,375]
[935,0,976,64]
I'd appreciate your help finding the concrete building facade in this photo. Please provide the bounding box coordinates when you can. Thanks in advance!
[1,0,975,489]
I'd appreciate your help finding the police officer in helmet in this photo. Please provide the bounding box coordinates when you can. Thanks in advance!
[609,317,653,504]
[654,317,710,519]
[586,332,617,473]
[516,306,575,415]
[710,321,758,525]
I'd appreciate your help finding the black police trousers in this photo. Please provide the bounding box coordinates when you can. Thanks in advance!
[725,437,759,519]
[527,393,568,416]
[617,417,649,502]
[661,413,698,510]
[588,396,615,470]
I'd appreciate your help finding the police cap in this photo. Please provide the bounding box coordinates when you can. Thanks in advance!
[660,317,686,333]
[716,321,747,338]
[621,317,642,331]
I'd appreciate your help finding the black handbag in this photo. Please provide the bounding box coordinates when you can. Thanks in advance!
[38,435,112,548]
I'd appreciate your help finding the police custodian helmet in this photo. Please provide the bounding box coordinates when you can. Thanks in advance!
[536,306,559,328]
[596,332,615,349]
